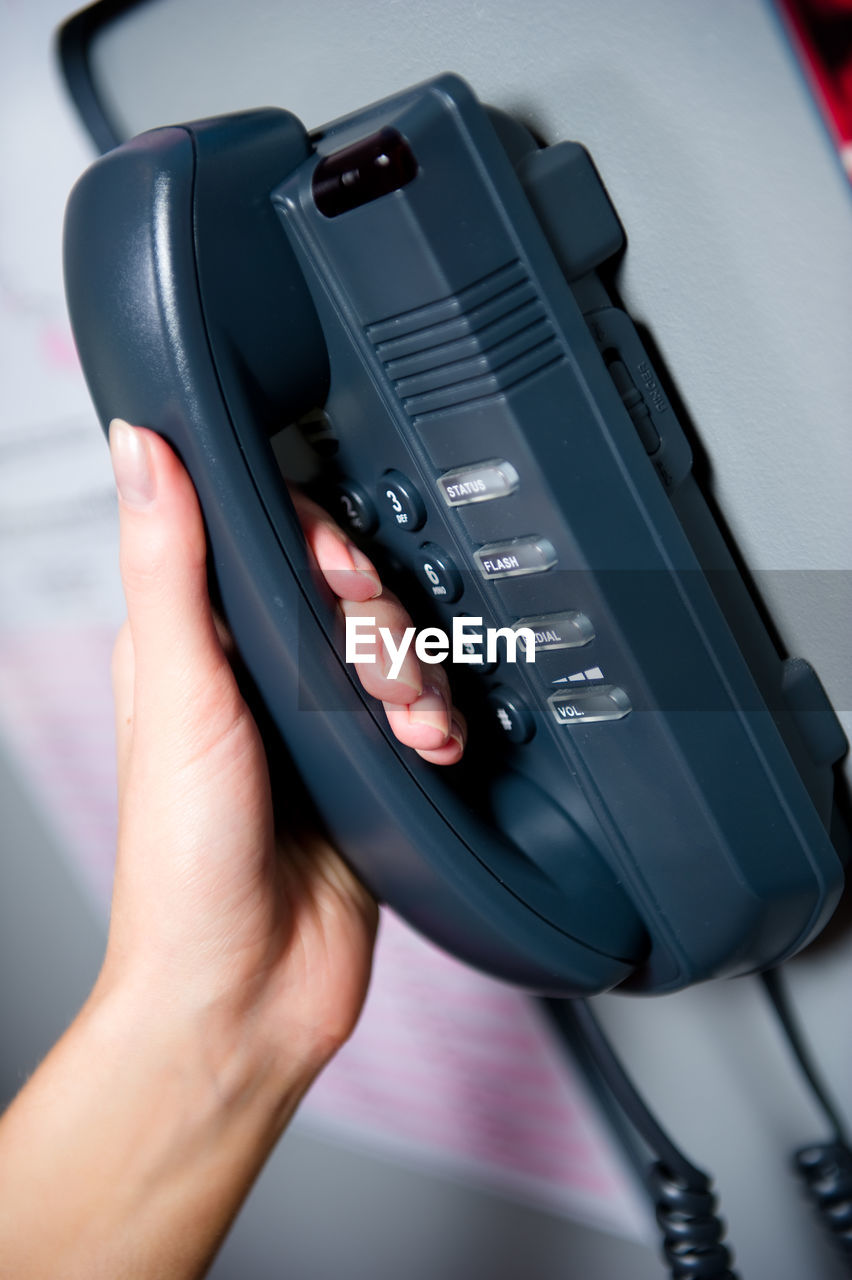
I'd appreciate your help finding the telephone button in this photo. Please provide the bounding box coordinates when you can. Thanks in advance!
[548,686,632,725]
[454,615,498,672]
[438,459,520,507]
[333,481,377,536]
[378,470,426,531]
[474,537,557,580]
[416,543,462,603]
[488,687,536,744]
[513,611,595,653]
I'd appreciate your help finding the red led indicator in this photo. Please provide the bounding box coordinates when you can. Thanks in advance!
[312,128,418,217]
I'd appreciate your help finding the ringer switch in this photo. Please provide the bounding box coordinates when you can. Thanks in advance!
[608,359,661,456]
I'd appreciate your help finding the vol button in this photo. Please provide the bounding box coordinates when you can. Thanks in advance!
[378,470,426,531]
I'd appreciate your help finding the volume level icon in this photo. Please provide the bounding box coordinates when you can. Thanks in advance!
[552,666,604,686]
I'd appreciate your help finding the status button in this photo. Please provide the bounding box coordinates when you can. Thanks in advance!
[438,459,520,507]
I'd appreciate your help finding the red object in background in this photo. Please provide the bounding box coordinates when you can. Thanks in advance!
[802,0,852,14]
[779,0,852,166]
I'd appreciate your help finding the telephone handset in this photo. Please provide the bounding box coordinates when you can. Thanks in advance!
[63,75,847,995]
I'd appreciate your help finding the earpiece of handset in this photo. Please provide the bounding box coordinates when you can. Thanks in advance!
[64,105,342,656]
[64,107,327,459]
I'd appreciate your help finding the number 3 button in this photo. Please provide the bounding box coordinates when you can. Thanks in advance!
[416,543,462,602]
[378,471,426,531]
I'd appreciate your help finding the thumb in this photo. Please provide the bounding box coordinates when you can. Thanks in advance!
[108,419,231,720]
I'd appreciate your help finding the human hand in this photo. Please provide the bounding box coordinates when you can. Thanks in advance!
[101,418,466,1081]
[0,418,466,1280]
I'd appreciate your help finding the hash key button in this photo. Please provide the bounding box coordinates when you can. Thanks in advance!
[488,687,536,744]
[474,536,557,580]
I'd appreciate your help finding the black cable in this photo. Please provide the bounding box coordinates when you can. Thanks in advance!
[761,967,848,1144]
[545,998,738,1280]
[761,966,852,1265]
[56,0,145,155]
[548,998,705,1190]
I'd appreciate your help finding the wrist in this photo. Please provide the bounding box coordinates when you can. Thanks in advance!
[0,972,314,1280]
[85,964,317,1134]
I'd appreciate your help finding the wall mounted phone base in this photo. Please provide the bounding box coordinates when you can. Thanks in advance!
[63,74,847,996]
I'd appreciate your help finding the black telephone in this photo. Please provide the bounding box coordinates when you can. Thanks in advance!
[63,74,848,996]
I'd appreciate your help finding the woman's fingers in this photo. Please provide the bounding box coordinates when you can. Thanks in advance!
[108,420,235,732]
[384,700,466,762]
[339,594,463,756]
[298,487,466,762]
[109,426,464,764]
[339,594,423,703]
[290,489,382,602]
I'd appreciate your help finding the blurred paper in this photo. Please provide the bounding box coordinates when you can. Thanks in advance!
[302,911,650,1238]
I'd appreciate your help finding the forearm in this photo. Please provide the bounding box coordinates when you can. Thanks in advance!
[0,979,309,1280]
[0,423,388,1278]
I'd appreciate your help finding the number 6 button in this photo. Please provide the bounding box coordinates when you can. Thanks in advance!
[416,543,462,602]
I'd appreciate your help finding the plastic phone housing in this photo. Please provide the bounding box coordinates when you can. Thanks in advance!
[63,75,847,995]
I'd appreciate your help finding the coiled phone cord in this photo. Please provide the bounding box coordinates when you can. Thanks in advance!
[545,998,738,1280]
[761,967,852,1269]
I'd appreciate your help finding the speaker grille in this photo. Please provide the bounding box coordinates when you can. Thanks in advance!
[366,261,564,421]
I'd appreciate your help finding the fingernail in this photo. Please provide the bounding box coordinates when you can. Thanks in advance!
[409,684,450,737]
[109,419,155,508]
[347,541,382,598]
[449,715,466,750]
